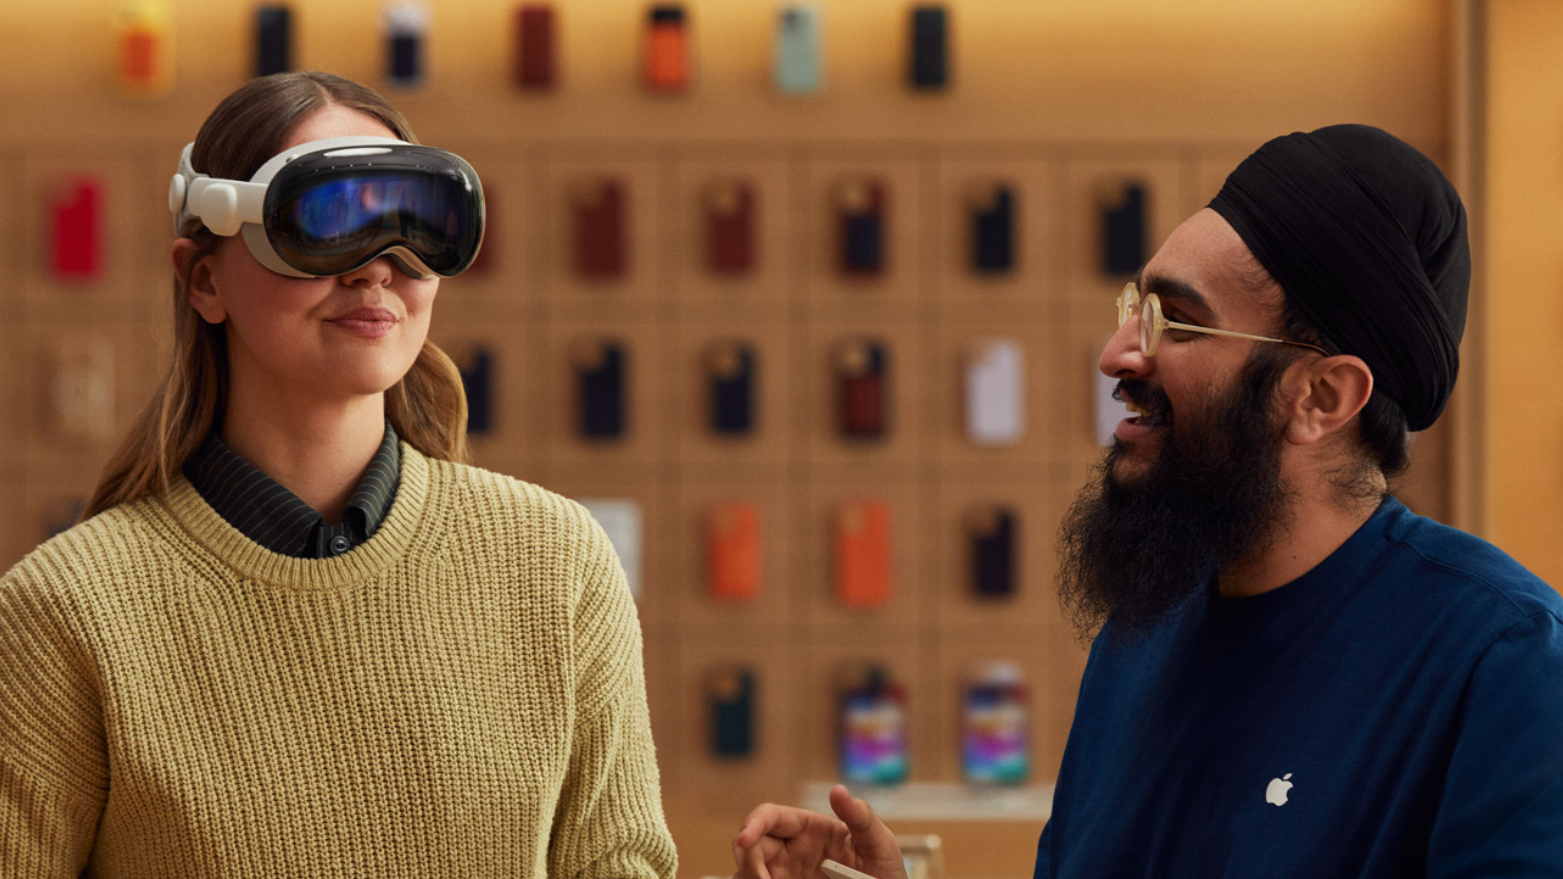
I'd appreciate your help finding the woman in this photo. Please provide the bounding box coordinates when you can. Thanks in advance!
[0,72,676,879]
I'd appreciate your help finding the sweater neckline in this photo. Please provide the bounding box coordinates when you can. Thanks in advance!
[154,443,433,591]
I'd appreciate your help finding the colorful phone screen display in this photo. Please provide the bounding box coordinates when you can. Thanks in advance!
[840,684,908,784]
[963,677,1028,783]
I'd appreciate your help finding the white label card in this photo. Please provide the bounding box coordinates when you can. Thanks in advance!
[579,498,643,601]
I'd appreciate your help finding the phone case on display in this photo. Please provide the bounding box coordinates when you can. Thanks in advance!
[644,5,690,93]
[255,6,292,77]
[838,664,909,784]
[835,500,892,609]
[707,665,757,757]
[962,662,1029,784]
[464,189,497,275]
[969,182,1015,274]
[707,501,761,603]
[1094,365,1122,447]
[965,338,1024,446]
[908,5,949,90]
[967,504,1018,599]
[50,178,103,282]
[835,339,888,439]
[836,180,887,276]
[42,497,88,541]
[775,5,822,95]
[579,499,643,599]
[47,341,116,444]
[706,340,757,435]
[515,4,556,89]
[575,339,628,439]
[457,347,494,436]
[116,1,172,98]
[1101,181,1147,275]
[573,179,628,279]
[382,1,429,87]
[704,180,756,275]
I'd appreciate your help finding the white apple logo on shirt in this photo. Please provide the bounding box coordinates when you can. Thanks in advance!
[1265,773,1294,807]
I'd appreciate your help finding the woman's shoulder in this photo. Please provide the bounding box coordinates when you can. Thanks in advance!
[1,498,167,605]
[418,456,602,539]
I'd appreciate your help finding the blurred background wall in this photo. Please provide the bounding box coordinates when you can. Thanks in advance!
[0,1,1557,876]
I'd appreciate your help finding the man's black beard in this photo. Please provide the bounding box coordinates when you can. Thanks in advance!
[1057,351,1297,645]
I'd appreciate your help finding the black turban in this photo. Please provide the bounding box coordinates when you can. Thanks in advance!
[1208,124,1469,432]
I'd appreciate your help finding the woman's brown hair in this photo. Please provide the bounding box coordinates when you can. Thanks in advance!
[81,71,470,521]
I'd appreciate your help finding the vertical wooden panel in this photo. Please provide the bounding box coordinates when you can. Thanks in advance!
[1481,0,1563,587]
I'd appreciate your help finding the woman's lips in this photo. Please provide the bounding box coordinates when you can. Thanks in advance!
[328,307,397,338]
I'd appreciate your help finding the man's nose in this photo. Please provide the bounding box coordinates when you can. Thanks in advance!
[1099,317,1152,380]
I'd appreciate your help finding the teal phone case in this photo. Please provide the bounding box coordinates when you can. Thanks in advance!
[775,6,821,95]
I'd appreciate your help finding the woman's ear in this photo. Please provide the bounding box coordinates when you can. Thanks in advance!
[174,238,227,325]
[1282,354,1374,446]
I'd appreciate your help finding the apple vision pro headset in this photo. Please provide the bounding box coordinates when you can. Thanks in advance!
[168,135,486,280]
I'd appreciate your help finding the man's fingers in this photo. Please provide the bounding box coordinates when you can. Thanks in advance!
[732,835,773,879]
[735,804,802,849]
[826,784,907,878]
[826,784,879,834]
[736,804,848,850]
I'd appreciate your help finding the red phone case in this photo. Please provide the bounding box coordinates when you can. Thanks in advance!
[704,179,755,275]
[574,179,627,279]
[515,5,556,88]
[50,178,103,281]
[836,339,887,438]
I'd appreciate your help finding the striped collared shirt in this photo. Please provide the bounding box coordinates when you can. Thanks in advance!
[182,423,402,559]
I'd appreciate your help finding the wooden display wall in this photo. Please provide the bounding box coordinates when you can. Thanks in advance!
[0,2,1456,877]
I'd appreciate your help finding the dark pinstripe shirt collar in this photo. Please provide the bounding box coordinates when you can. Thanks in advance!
[182,423,402,558]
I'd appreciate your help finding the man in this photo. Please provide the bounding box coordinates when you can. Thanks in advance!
[730,125,1563,878]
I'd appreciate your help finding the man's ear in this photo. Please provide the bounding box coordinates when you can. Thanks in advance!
[1282,354,1374,446]
[174,238,227,325]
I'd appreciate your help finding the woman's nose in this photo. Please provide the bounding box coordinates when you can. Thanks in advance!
[341,256,397,288]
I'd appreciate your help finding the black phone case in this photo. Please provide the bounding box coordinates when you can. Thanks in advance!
[971,506,1018,598]
[708,342,757,435]
[1102,182,1147,275]
[709,667,757,758]
[578,342,627,439]
[910,6,949,89]
[458,348,494,436]
[255,6,291,77]
[389,29,421,85]
[839,183,886,276]
[972,184,1015,274]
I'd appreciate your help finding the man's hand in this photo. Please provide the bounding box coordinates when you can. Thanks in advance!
[732,785,908,879]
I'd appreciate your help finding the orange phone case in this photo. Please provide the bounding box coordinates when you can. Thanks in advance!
[707,502,761,602]
[117,1,172,97]
[645,7,689,92]
[834,501,892,608]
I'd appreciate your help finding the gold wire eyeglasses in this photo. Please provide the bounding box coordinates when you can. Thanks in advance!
[1116,282,1330,358]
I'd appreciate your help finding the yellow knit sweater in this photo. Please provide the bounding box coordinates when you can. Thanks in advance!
[0,446,677,879]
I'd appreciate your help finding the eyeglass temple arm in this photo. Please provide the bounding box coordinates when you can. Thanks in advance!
[1162,319,1329,355]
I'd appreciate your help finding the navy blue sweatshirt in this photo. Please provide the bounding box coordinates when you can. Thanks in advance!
[1037,498,1563,878]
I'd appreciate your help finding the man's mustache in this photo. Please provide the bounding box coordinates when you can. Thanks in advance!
[1113,380,1172,427]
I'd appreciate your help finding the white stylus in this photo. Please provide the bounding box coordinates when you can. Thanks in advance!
[821,860,880,879]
